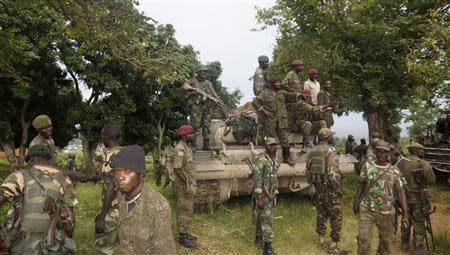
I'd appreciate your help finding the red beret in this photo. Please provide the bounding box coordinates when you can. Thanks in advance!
[268,76,282,86]
[291,59,304,66]
[307,68,317,76]
[176,125,194,136]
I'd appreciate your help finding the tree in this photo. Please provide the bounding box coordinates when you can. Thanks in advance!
[257,0,449,140]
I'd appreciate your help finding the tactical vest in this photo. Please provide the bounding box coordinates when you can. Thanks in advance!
[308,143,330,183]
[21,167,64,233]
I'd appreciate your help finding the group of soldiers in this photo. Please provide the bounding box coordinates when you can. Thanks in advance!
[0,55,439,255]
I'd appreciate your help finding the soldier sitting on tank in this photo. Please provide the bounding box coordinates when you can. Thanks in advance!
[288,89,332,149]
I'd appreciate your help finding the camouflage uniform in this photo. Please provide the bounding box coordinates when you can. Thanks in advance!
[94,146,121,255]
[287,100,326,136]
[253,152,279,243]
[306,141,342,244]
[30,134,57,162]
[252,89,299,147]
[189,77,220,147]
[345,139,357,154]
[115,183,176,255]
[357,161,406,255]
[172,140,197,234]
[0,165,78,254]
[253,66,269,142]
[317,90,334,127]
[398,154,435,251]
[281,70,302,93]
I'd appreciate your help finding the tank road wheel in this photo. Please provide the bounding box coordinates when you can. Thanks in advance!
[194,180,221,213]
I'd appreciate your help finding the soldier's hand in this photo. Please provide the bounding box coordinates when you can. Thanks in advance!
[402,215,410,229]
[262,108,274,118]
[95,215,106,234]
[256,193,264,209]
[352,201,360,215]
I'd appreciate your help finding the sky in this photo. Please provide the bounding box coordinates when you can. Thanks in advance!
[134,0,401,139]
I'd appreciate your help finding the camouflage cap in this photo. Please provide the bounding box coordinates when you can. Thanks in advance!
[258,55,269,62]
[111,145,147,176]
[265,137,279,145]
[408,142,425,150]
[25,144,52,161]
[32,114,52,129]
[375,141,391,151]
[318,128,335,140]
[196,64,208,72]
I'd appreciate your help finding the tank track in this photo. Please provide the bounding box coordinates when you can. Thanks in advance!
[194,179,221,213]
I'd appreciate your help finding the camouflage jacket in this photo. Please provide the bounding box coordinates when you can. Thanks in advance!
[281,70,302,93]
[253,67,268,96]
[398,155,435,203]
[317,90,334,126]
[345,140,357,154]
[30,134,58,161]
[116,184,176,255]
[253,89,299,129]
[99,146,121,207]
[306,142,341,192]
[173,140,197,192]
[189,78,219,106]
[288,99,322,126]
[253,152,279,196]
[360,161,405,215]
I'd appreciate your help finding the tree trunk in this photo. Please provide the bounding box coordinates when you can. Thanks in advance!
[0,140,19,171]
[364,107,393,143]
[82,140,98,174]
[156,116,166,158]
[19,101,30,166]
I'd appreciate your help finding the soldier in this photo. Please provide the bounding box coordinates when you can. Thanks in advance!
[398,142,436,255]
[30,114,57,161]
[353,141,409,255]
[253,137,279,255]
[281,59,304,92]
[288,89,329,149]
[317,80,335,127]
[253,55,270,142]
[67,154,76,171]
[306,128,343,253]
[253,55,269,96]
[111,145,176,254]
[253,77,303,166]
[367,132,383,160]
[303,68,321,105]
[354,139,368,157]
[93,124,122,255]
[345,135,357,154]
[187,64,221,150]
[0,145,77,254]
[172,124,198,248]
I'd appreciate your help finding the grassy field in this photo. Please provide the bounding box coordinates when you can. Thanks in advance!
[0,157,449,254]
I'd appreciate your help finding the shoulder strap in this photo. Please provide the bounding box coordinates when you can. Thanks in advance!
[24,168,48,195]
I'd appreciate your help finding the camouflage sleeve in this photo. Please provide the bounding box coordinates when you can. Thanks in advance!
[359,162,368,182]
[252,96,264,112]
[394,167,406,187]
[317,91,326,105]
[422,161,436,185]
[253,157,265,194]
[283,91,300,103]
[172,146,184,169]
[150,201,177,254]
[0,171,24,199]
[253,70,265,96]
[281,73,292,92]
[326,149,339,174]
[61,175,78,207]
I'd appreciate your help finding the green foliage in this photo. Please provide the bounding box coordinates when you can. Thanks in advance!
[206,61,242,109]
[257,0,449,131]
[405,101,442,141]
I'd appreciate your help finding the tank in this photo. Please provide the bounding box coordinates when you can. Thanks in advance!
[193,117,356,212]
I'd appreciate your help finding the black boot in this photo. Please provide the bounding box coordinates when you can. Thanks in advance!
[400,227,410,252]
[302,135,309,149]
[179,232,197,248]
[203,137,210,150]
[263,242,276,255]
[282,147,295,166]
[412,246,425,255]
[255,233,263,246]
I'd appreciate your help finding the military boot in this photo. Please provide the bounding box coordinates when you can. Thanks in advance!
[282,147,295,166]
[400,229,410,252]
[254,233,263,246]
[262,242,276,255]
[328,241,340,254]
[179,232,197,249]
[203,137,210,150]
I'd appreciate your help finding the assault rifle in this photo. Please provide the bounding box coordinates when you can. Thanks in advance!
[245,157,275,205]
[413,168,436,251]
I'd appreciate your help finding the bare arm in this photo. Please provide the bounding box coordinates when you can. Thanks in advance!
[394,180,409,227]
[353,180,366,215]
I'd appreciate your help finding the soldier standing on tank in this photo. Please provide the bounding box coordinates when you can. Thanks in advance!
[253,55,270,143]
[353,141,409,255]
[317,80,335,127]
[0,145,78,254]
[398,142,435,255]
[306,128,343,253]
[253,76,304,166]
[30,114,58,161]
[111,145,176,254]
[253,137,279,255]
[281,59,304,92]
[345,135,357,154]
[93,124,122,255]
[187,64,221,150]
[172,124,198,248]
[303,68,321,105]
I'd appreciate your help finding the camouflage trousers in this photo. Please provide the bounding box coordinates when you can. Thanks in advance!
[292,120,326,136]
[357,206,395,255]
[315,194,342,242]
[190,103,212,141]
[401,203,426,249]
[93,206,120,255]
[264,125,289,147]
[11,231,75,255]
[174,177,194,233]
[255,196,274,243]
[256,111,266,144]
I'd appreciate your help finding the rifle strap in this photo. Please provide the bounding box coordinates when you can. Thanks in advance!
[24,168,48,196]
[360,164,388,201]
